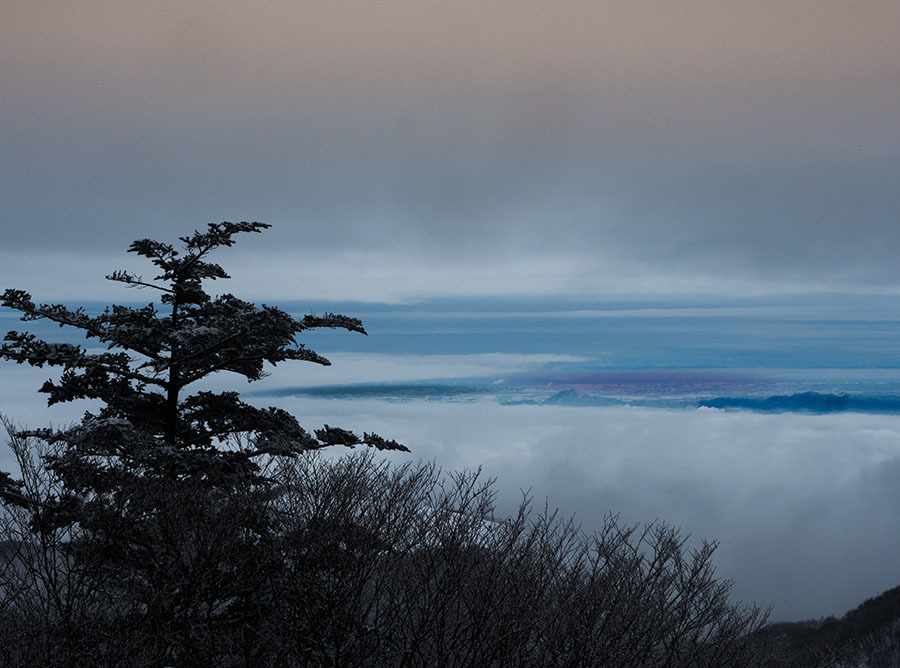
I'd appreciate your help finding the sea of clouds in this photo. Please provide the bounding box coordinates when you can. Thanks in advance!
[3,352,900,622]
[275,396,900,623]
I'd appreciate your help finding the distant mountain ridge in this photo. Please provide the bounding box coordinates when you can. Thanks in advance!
[700,391,900,414]
[259,383,900,415]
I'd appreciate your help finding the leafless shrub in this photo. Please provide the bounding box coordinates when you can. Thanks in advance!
[0,416,138,666]
[1,420,773,667]
[261,452,773,667]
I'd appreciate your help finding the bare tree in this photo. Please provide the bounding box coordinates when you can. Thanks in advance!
[254,451,774,667]
[2,422,772,667]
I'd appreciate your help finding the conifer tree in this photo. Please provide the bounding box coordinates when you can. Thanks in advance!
[0,223,409,664]
[0,221,406,511]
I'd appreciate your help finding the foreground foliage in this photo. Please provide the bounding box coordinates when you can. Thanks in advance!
[1,422,772,667]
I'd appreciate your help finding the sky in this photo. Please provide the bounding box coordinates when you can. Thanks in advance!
[4,0,900,623]
[2,0,900,301]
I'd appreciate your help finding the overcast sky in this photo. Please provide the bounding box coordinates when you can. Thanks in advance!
[3,0,900,301]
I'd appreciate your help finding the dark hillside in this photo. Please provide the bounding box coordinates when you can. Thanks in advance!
[760,584,900,667]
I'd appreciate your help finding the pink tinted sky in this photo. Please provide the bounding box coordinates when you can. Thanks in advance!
[2,1,900,301]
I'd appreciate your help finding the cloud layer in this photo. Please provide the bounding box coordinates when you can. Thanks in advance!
[5,350,900,622]
[254,396,900,623]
